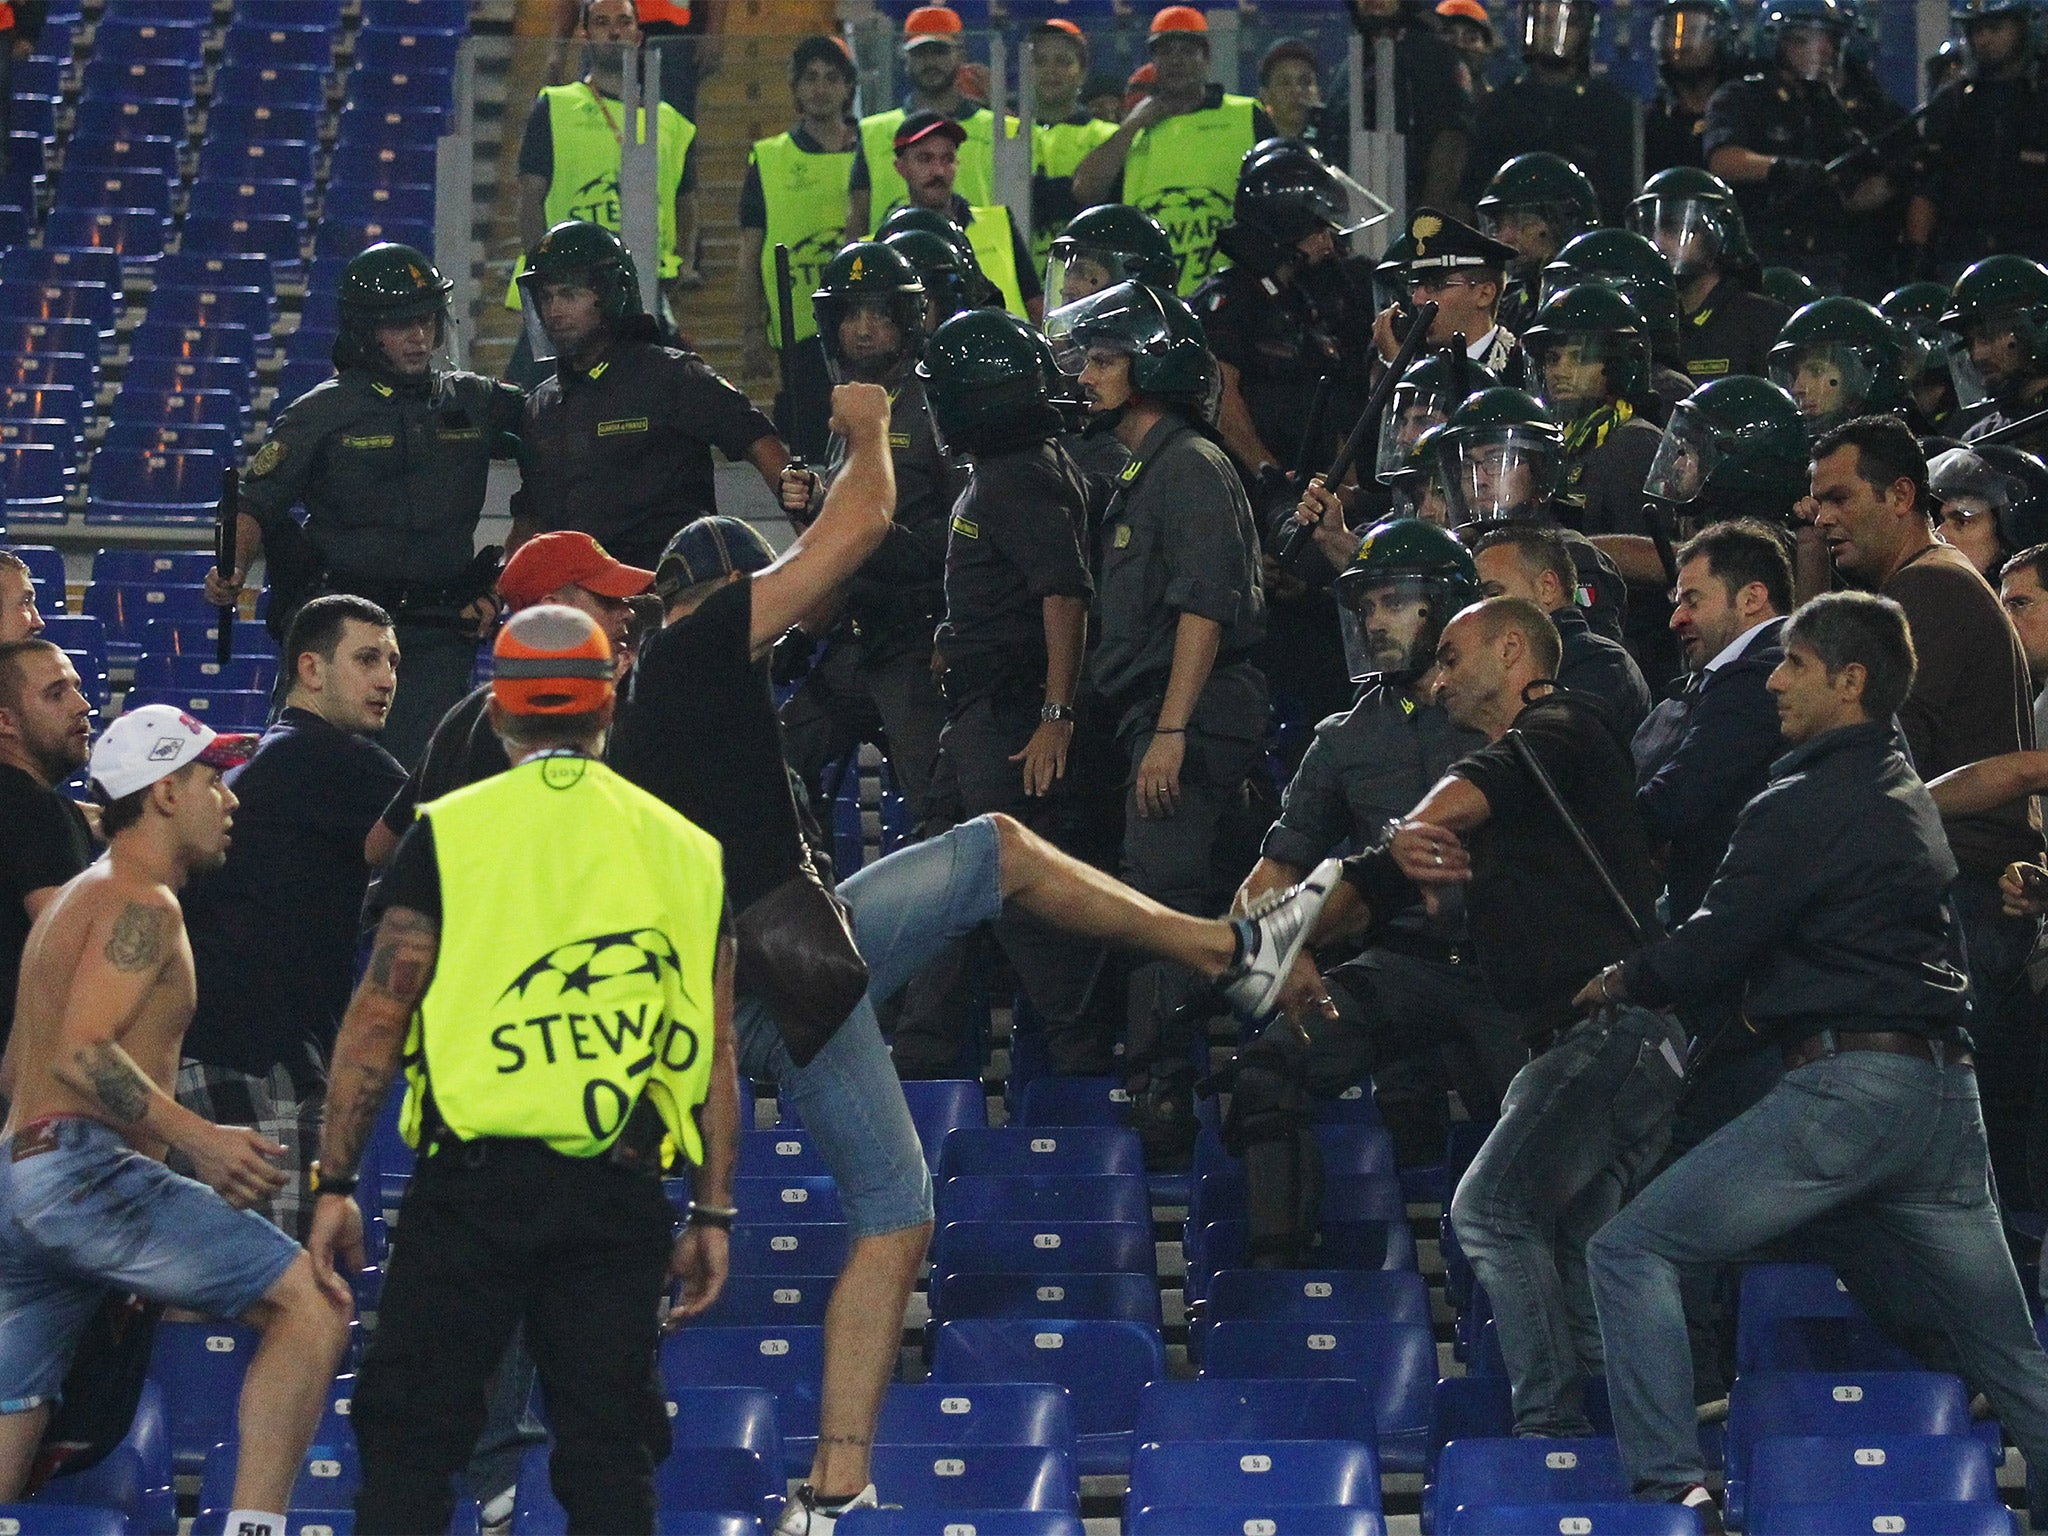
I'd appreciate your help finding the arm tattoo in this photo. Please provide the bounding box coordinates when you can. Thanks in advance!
[104,903,167,973]
[68,1041,153,1124]
[364,908,438,1004]
[320,906,438,1178]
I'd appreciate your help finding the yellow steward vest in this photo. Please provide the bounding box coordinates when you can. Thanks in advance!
[403,756,724,1165]
[964,205,1027,319]
[752,131,858,349]
[1120,95,1258,295]
[1029,116,1117,266]
[860,105,1019,234]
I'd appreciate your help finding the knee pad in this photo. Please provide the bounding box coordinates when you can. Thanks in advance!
[1218,1042,1324,1268]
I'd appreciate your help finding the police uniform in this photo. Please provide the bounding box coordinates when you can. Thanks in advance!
[1093,412,1268,1114]
[1643,84,1722,176]
[780,374,964,820]
[348,753,725,1536]
[740,118,859,462]
[1703,72,1865,284]
[1109,84,1277,294]
[1463,73,1638,224]
[243,369,524,767]
[513,338,777,574]
[1678,281,1790,384]
[1918,70,2048,268]
[892,439,1101,1077]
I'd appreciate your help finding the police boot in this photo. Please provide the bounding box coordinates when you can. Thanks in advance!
[1125,1064,1199,1172]
[1214,1038,1325,1268]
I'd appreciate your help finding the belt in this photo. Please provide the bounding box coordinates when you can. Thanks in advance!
[1782,1029,1973,1071]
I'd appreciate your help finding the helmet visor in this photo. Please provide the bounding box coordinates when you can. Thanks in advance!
[817,293,919,385]
[1530,332,1644,417]
[1044,282,1160,377]
[515,265,590,366]
[1947,333,1993,410]
[1044,244,1131,315]
[1654,7,1724,67]
[1477,204,1578,274]
[1521,0,1596,59]
[1442,427,1557,525]
[1376,383,1454,485]
[1769,342,1877,431]
[1778,20,1841,81]
[1642,404,1720,505]
[1340,573,1437,682]
[1628,196,1725,278]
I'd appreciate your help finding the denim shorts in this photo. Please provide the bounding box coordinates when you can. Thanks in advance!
[0,1116,301,1411]
[733,816,1007,1238]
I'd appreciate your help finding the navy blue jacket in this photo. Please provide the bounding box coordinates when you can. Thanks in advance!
[1554,604,1651,737]
[1632,617,1787,923]
[1621,720,1970,1043]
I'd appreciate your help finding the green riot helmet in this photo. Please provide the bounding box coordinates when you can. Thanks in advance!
[1627,165,1757,280]
[1654,0,1738,74]
[1518,0,1601,63]
[917,308,1067,457]
[1375,349,1501,487]
[1427,386,1567,528]
[1761,265,1818,309]
[1541,229,1682,362]
[1046,278,1218,417]
[1217,138,1381,276]
[1942,254,2048,404]
[1642,374,1809,531]
[1332,516,1482,683]
[875,206,995,311]
[880,229,979,333]
[1758,0,1853,80]
[1927,443,2048,572]
[1522,284,1654,420]
[333,240,453,374]
[515,219,645,364]
[811,241,925,385]
[1953,0,2038,63]
[1881,280,1959,382]
[1475,154,1599,278]
[1043,203,1178,314]
[1768,296,1911,437]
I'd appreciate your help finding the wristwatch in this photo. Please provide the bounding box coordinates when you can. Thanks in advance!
[1040,702,1075,725]
[308,1160,358,1198]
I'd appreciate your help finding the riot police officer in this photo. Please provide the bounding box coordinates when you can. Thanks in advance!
[1767,295,1913,439]
[206,242,525,768]
[1945,254,2048,448]
[1475,152,1600,333]
[1541,227,1701,412]
[1463,0,1638,222]
[776,241,962,825]
[1524,285,1667,537]
[1883,279,1971,430]
[1642,375,1813,539]
[1644,0,1741,174]
[1372,350,1502,523]
[877,206,993,321]
[900,309,1103,1078]
[508,221,787,575]
[1048,279,1267,1164]
[1628,166,1791,385]
[1908,0,2048,270]
[1216,521,1526,1256]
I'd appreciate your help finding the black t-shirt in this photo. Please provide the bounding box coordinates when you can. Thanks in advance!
[1450,692,1662,1035]
[0,762,94,1052]
[610,575,808,914]
[938,440,1092,688]
[185,709,409,1077]
[380,816,442,919]
[380,683,505,837]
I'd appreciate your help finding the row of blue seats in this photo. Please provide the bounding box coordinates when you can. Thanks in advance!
[0,202,433,270]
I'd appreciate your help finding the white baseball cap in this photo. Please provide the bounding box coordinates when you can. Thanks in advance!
[89,704,258,801]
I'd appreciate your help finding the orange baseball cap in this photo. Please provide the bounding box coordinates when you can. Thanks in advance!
[1038,17,1083,37]
[498,531,654,610]
[1436,0,1496,36]
[903,5,963,48]
[492,604,616,717]
[1151,5,1209,35]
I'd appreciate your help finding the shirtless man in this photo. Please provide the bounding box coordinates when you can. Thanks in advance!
[0,705,353,1536]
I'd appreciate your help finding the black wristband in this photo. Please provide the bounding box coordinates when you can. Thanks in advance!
[687,1203,737,1231]
[309,1160,359,1198]
[1340,843,1420,915]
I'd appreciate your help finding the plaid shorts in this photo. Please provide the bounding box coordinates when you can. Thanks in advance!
[174,1060,324,1244]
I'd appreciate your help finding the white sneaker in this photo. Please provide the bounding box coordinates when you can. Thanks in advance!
[774,1482,879,1535]
[1218,857,1344,1025]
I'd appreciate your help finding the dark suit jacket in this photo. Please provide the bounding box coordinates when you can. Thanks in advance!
[1632,616,1787,923]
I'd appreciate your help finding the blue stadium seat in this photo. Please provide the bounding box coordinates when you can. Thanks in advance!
[839,1516,1086,1536]
[125,689,270,728]
[731,1175,844,1225]
[313,218,434,263]
[1444,1506,1702,1535]
[736,1127,829,1178]
[1726,1372,1976,1529]
[129,323,258,366]
[0,248,121,291]
[187,179,307,225]
[233,0,344,27]
[360,0,470,26]
[181,213,305,267]
[92,16,206,67]
[935,1127,1145,1181]
[73,96,189,141]
[0,442,69,524]
[12,54,63,96]
[84,447,224,526]
[1186,1217,1417,1299]
[195,135,318,185]
[930,1317,1165,1475]
[1015,1074,1131,1126]
[0,279,120,339]
[512,1441,774,1534]
[896,1078,988,1166]
[135,617,276,661]
[120,360,255,404]
[284,325,338,365]
[148,1319,259,1471]
[1746,1506,2018,1534]
[155,251,276,304]
[1,1504,133,1535]
[62,136,182,180]
[205,108,326,157]
[0,418,78,464]
[196,1439,359,1520]
[660,1326,826,1476]
[929,1271,1164,1330]
[936,1174,1151,1226]
[0,384,86,439]
[1194,1268,1431,1358]
[101,420,235,459]
[80,57,194,103]
[43,613,108,672]
[727,1220,852,1277]
[347,66,456,115]
[144,283,271,337]
[1127,1439,1381,1522]
[336,104,450,148]
[1135,1376,1376,1454]
[34,1376,173,1532]
[1196,1121,1397,1181]
[877,1381,1076,1457]
[927,1221,1155,1309]
[1433,1438,1629,1526]
[47,205,169,264]
[1737,1265,1920,1375]
[0,316,100,362]
[1127,1513,1385,1536]
[208,64,328,111]
[111,387,247,432]
[5,543,67,598]
[1192,1167,1406,1230]
[103,0,213,25]
[221,23,335,70]
[1202,1318,1436,1472]
[3,352,97,392]
[1747,1435,1999,1519]
[329,141,439,189]
[864,1444,1078,1512]
[354,26,465,71]
[659,1384,784,1475]
[691,1273,834,1329]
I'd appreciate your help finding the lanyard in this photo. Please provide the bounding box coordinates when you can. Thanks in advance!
[585,78,622,142]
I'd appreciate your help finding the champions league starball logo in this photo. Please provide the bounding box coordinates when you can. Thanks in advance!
[499,928,683,1007]
[1140,186,1234,281]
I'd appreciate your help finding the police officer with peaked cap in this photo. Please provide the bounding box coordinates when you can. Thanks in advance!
[1377,208,1527,384]
[507,220,789,576]
[206,242,526,769]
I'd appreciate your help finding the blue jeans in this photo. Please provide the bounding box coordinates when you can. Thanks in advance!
[1450,1005,1687,1436]
[732,816,1006,1237]
[1589,1043,2048,1500]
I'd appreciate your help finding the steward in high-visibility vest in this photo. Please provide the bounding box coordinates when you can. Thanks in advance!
[872,113,1043,322]
[309,602,739,1536]
[1070,4,1276,295]
[1024,18,1119,267]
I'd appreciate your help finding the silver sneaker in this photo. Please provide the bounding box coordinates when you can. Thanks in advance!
[1218,857,1343,1025]
[774,1482,879,1535]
